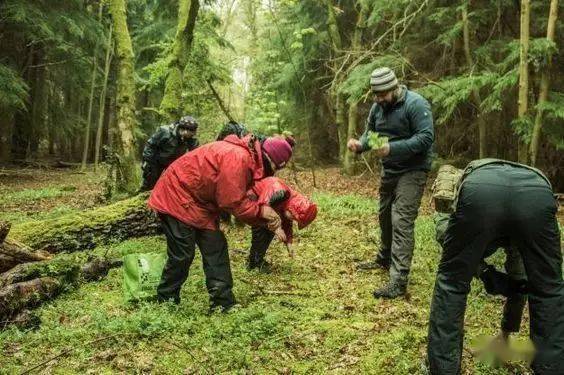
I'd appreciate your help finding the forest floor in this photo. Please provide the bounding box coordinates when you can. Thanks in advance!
[1,165,559,374]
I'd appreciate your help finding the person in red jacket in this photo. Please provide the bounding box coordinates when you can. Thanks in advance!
[148,134,293,311]
[247,177,318,272]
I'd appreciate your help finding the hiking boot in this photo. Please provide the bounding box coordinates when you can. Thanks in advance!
[357,257,391,271]
[372,281,406,299]
[247,259,272,274]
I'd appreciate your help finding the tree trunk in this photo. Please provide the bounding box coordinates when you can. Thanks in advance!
[109,0,140,194]
[517,0,530,163]
[0,277,62,321]
[529,0,558,166]
[325,1,348,165]
[343,2,369,175]
[336,95,347,161]
[82,4,104,170]
[9,195,159,253]
[344,102,358,174]
[0,222,52,273]
[461,3,487,158]
[95,23,114,171]
[159,0,200,121]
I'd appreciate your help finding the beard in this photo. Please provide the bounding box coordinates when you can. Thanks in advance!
[379,100,393,112]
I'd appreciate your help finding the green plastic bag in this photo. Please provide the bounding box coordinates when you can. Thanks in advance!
[123,252,167,302]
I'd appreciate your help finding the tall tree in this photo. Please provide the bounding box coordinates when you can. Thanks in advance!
[517,0,530,163]
[159,0,200,121]
[529,0,559,166]
[94,23,114,171]
[109,0,139,193]
[461,2,487,158]
[325,1,347,162]
[344,2,369,174]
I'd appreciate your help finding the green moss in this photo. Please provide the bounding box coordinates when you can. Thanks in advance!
[0,192,529,374]
[9,194,152,251]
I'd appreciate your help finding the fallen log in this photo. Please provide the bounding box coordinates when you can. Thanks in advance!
[0,256,122,288]
[0,277,63,320]
[0,221,52,273]
[0,256,122,323]
[9,194,160,253]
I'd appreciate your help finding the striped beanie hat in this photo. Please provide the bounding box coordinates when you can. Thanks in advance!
[370,67,398,93]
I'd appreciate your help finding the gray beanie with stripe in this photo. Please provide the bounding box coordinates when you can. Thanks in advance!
[370,67,398,93]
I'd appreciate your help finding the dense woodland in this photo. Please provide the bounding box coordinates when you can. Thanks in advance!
[0,0,562,189]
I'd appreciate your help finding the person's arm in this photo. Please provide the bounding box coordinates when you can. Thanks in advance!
[356,105,378,153]
[388,98,434,159]
[142,127,166,163]
[216,152,281,229]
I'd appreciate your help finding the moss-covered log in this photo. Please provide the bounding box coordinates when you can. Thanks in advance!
[0,256,122,288]
[0,221,52,273]
[0,256,122,323]
[9,194,159,253]
[0,277,63,321]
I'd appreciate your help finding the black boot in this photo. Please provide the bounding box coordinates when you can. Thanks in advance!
[372,281,406,299]
[247,258,272,274]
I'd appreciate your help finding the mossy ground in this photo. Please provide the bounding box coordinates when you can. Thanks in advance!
[0,168,537,374]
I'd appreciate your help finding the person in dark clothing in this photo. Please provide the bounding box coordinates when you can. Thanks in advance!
[427,159,564,375]
[140,115,199,191]
[348,67,434,298]
[435,214,528,343]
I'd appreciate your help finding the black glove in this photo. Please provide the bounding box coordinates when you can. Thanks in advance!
[479,265,528,297]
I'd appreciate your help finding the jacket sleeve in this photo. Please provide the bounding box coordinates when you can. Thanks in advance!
[216,152,262,225]
[142,127,166,164]
[358,104,378,153]
[256,178,290,207]
[388,98,434,159]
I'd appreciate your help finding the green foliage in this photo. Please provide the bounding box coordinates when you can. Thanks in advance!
[0,186,75,206]
[419,73,498,124]
[367,131,389,150]
[0,64,29,110]
[0,190,530,373]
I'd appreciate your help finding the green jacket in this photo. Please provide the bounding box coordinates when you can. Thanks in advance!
[359,86,434,175]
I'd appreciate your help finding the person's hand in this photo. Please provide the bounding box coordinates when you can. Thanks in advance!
[274,227,287,242]
[347,139,362,153]
[373,143,390,158]
[285,243,295,258]
[261,205,281,230]
[219,221,229,233]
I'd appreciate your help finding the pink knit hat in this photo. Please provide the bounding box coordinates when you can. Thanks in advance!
[262,137,293,169]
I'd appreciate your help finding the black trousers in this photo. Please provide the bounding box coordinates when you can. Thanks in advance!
[377,170,427,283]
[427,165,564,375]
[157,214,235,309]
[248,226,274,266]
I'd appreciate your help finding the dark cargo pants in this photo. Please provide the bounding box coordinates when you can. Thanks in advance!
[427,165,564,375]
[377,170,427,284]
[157,214,235,309]
[248,226,275,267]
[502,247,527,333]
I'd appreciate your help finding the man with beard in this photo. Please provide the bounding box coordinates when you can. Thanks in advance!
[348,67,434,299]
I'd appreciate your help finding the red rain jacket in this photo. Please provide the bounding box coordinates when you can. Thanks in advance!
[249,177,317,243]
[148,135,266,230]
